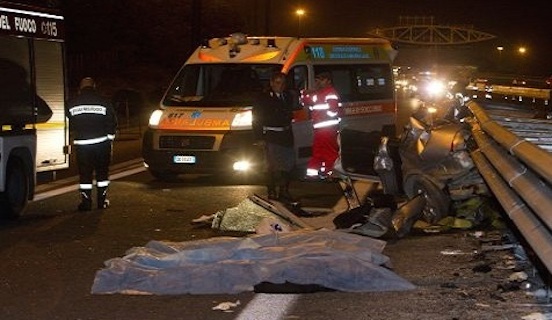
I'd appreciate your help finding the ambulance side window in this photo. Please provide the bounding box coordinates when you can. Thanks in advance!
[330,69,352,101]
[354,65,394,100]
[312,64,393,102]
[289,66,308,91]
[313,66,352,102]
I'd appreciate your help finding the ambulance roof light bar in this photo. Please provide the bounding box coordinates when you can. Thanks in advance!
[200,38,210,49]
[266,38,277,48]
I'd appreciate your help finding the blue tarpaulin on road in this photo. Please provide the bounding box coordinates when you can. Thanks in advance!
[91,229,415,295]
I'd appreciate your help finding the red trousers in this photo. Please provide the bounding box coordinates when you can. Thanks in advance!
[308,127,339,173]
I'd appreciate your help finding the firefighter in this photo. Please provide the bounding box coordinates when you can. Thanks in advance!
[66,77,117,211]
[302,71,341,178]
[252,72,299,201]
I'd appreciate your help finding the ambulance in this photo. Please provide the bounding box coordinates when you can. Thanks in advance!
[142,33,398,180]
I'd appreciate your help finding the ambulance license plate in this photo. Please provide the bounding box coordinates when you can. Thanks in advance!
[173,155,196,164]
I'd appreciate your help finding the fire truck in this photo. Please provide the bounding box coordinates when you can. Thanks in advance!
[0,1,68,217]
[142,33,397,180]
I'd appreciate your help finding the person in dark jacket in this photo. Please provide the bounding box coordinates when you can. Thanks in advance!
[66,77,117,211]
[252,72,300,201]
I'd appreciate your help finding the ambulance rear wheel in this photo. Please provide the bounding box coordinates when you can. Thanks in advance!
[0,157,30,219]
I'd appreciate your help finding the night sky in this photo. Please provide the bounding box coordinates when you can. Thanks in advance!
[62,0,551,80]
[269,0,550,75]
[274,0,549,41]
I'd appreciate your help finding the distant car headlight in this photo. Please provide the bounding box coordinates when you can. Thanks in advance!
[426,80,446,97]
[148,110,164,128]
[427,106,437,114]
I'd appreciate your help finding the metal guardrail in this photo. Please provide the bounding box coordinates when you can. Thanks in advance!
[468,100,552,274]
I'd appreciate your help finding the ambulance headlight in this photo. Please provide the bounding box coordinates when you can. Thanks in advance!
[148,110,164,128]
[231,110,252,129]
[233,160,252,171]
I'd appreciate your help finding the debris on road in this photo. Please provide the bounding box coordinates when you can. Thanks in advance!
[210,195,310,233]
[212,300,240,312]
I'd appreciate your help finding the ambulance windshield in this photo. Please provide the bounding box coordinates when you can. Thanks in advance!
[163,64,281,107]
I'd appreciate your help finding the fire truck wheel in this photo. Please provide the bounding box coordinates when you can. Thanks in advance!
[403,174,450,224]
[0,157,29,219]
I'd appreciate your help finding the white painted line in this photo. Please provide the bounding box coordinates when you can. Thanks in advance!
[235,293,299,320]
[33,184,78,202]
[109,166,146,181]
[33,166,146,202]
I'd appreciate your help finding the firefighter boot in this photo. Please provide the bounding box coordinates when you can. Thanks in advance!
[78,189,92,212]
[97,187,110,209]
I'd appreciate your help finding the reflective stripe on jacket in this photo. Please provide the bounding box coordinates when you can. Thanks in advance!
[66,87,117,144]
[308,86,341,129]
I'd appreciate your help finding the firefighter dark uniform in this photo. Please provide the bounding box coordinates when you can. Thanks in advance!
[302,73,341,178]
[252,73,299,201]
[66,77,117,211]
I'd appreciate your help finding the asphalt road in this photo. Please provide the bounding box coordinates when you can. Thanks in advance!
[2,93,547,319]
[1,154,548,319]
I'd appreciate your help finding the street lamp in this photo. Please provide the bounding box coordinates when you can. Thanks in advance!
[496,46,503,71]
[518,46,527,74]
[295,8,305,37]
[518,46,527,55]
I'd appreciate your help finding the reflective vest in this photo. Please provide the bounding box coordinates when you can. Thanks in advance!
[307,86,340,129]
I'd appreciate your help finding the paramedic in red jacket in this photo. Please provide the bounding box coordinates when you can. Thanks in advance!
[303,71,341,178]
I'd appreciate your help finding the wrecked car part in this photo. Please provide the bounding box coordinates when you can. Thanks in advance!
[335,192,398,238]
[402,174,449,224]
[333,202,372,229]
[391,193,426,238]
[374,137,394,171]
[374,136,402,196]
[248,195,313,229]
[335,175,363,210]
[338,128,386,177]
[392,98,489,224]
[350,207,393,238]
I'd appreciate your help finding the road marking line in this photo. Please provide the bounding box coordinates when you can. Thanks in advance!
[33,166,146,201]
